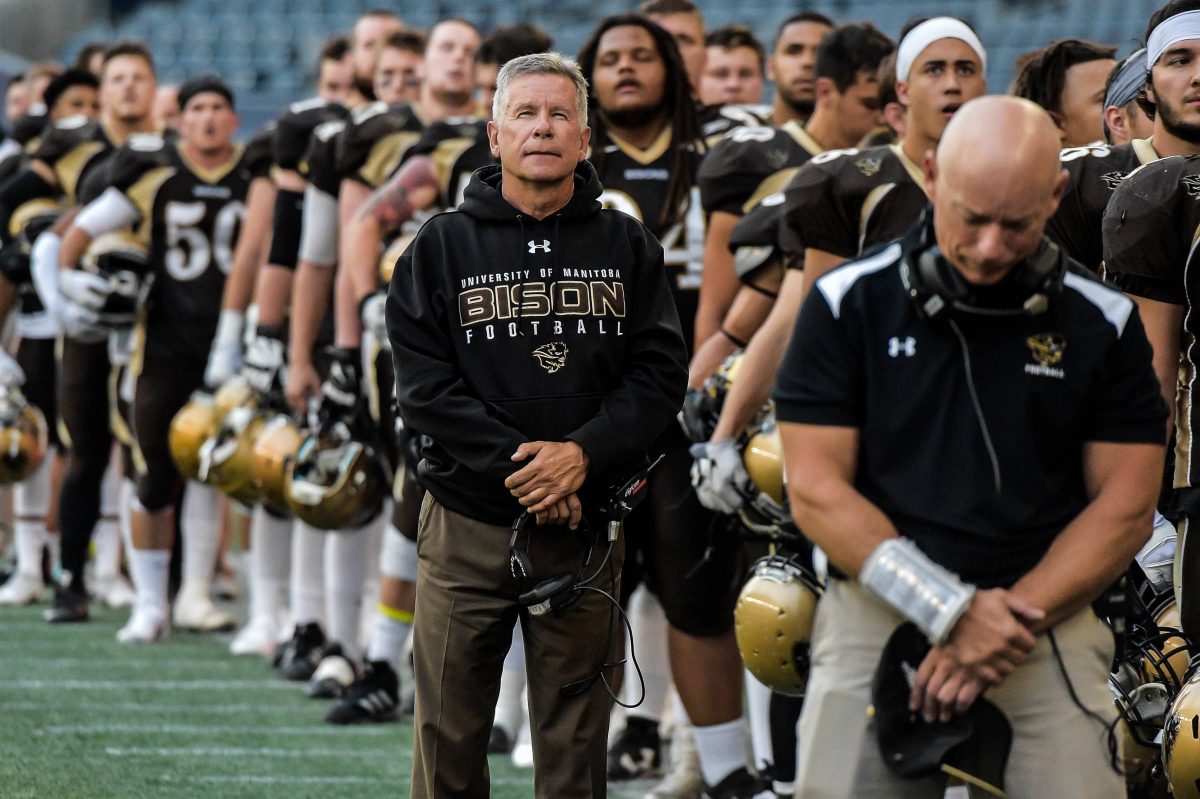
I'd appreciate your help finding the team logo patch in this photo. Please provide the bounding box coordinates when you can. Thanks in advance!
[532,341,568,373]
[1184,174,1200,199]
[1100,170,1127,190]
[855,156,882,177]
[1024,333,1066,378]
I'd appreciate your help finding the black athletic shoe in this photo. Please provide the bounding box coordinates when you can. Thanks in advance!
[307,643,356,699]
[43,584,89,623]
[488,725,514,754]
[706,767,766,799]
[607,716,662,780]
[277,622,326,681]
[325,660,400,724]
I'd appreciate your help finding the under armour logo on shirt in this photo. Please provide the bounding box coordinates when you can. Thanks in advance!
[528,240,551,254]
[888,336,916,358]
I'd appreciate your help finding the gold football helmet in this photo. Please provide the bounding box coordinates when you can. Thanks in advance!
[213,375,258,418]
[0,387,47,484]
[198,406,266,505]
[251,413,305,516]
[1145,603,1192,690]
[1164,674,1200,799]
[378,231,415,285]
[169,393,221,481]
[285,431,386,530]
[9,198,64,245]
[734,554,822,696]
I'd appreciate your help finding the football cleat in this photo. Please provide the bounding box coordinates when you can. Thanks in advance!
[488,725,514,754]
[43,583,88,623]
[608,717,663,780]
[308,643,356,699]
[229,614,280,657]
[172,591,237,633]
[277,621,327,681]
[325,660,400,724]
[705,767,767,799]
[91,574,135,609]
[0,571,43,605]
[116,606,169,644]
[644,724,704,799]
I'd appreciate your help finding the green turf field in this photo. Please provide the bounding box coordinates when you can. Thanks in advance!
[0,602,656,798]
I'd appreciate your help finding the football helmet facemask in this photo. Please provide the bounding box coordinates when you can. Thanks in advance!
[80,232,150,329]
[198,406,266,506]
[285,428,386,530]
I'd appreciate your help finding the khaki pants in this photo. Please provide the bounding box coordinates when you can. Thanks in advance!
[794,580,1122,799]
[410,496,623,798]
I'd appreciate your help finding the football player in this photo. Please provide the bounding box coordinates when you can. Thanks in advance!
[1011,38,1117,148]
[475,24,554,119]
[578,15,765,798]
[5,42,161,624]
[152,85,179,131]
[315,35,354,105]
[694,16,986,517]
[1103,48,1154,146]
[699,26,765,107]
[1046,1,1200,271]
[766,11,835,127]
[693,22,892,360]
[639,0,706,93]
[56,76,251,643]
[348,9,405,101]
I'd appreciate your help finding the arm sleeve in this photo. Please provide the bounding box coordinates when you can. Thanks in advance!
[298,184,338,267]
[387,227,529,481]
[74,187,140,238]
[1085,309,1169,444]
[771,283,864,426]
[562,225,689,475]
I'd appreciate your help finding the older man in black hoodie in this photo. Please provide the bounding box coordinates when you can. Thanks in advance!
[387,52,687,798]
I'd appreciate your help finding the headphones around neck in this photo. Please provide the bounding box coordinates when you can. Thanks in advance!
[899,209,1067,320]
[508,511,599,617]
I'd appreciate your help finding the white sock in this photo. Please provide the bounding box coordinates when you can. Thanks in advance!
[692,718,746,787]
[92,517,122,579]
[625,585,669,721]
[128,547,170,618]
[119,479,135,566]
[290,521,326,626]
[324,516,379,661]
[179,482,221,596]
[745,670,774,772]
[366,604,412,667]
[249,507,292,622]
[11,454,50,578]
[11,520,45,578]
[494,624,527,737]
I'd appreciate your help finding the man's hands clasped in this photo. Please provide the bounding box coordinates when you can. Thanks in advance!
[909,588,1045,724]
[505,441,589,529]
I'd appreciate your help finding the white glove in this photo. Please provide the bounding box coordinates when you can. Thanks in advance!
[205,309,245,389]
[0,348,25,387]
[690,438,750,515]
[360,292,389,352]
[243,332,286,394]
[57,298,107,343]
[58,269,111,310]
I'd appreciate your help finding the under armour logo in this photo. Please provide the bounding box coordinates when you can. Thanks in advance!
[888,336,916,358]
[528,240,551,254]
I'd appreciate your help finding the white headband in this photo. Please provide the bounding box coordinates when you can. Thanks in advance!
[1147,10,1200,69]
[895,17,987,81]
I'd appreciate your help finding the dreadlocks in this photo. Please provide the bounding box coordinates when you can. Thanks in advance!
[578,14,702,229]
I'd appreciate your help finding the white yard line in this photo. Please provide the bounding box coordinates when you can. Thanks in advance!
[106,746,382,758]
[11,679,295,690]
[160,775,392,785]
[0,701,312,714]
[42,724,394,736]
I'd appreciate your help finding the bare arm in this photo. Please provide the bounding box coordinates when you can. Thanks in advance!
[694,210,740,346]
[57,223,93,270]
[1011,441,1162,630]
[334,179,373,348]
[710,248,845,441]
[285,259,334,410]
[220,177,276,312]
[1132,295,1183,439]
[688,284,777,388]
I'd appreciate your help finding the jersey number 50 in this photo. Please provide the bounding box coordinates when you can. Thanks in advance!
[164,200,247,281]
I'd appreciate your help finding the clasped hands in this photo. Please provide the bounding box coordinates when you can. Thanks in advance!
[909,588,1045,724]
[504,441,589,528]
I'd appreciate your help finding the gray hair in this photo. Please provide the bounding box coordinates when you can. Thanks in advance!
[492,51,589,128]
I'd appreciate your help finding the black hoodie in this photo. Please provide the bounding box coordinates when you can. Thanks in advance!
[387,161,688,525]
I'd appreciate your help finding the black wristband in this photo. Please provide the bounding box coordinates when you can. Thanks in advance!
[743,281,779,300]
[266,189,305,269]
[255,323,285,341]
[720,327,748,348]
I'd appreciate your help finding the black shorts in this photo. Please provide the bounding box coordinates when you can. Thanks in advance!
[57,337,112,459]
[17,337,60,450]
[621,424,742,637]
[132,361,205,511]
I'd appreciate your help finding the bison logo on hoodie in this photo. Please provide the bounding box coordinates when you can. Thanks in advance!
[532,342,569,373]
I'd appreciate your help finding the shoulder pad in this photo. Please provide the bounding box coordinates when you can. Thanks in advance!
[109,138,173,192]
[699,127,809,214]
[30,116,99,165]
[244,125,275,179]
[274,99,350,170]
